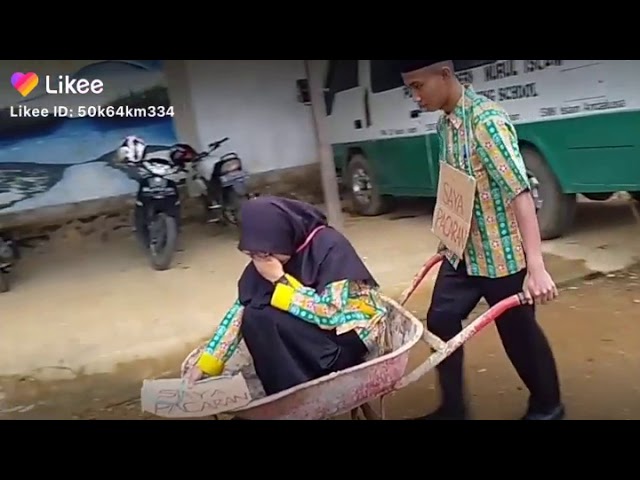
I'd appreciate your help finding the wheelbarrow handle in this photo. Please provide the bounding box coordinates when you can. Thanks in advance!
[394,292,528,391]
[398,253,444,306]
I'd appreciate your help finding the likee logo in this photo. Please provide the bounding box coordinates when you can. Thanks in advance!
[10,72,105,98]
[11,72,39,97]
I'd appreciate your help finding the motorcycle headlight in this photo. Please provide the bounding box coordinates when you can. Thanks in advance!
[220,159,241,174]
[150,176,168,188]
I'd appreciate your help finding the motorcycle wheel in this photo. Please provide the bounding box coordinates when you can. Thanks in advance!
[222,190,248,226]
[0,271,9,293]
[148,213,178,271]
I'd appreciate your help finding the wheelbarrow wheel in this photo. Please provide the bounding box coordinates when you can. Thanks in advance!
[350,397,387,420]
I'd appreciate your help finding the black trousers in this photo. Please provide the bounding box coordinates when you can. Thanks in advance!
[241,305,368,396]
[427,259,561,414]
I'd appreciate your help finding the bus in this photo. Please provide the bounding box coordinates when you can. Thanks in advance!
[324,60,640,239]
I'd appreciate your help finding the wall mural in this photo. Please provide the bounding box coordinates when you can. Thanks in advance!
[0,59,178,216]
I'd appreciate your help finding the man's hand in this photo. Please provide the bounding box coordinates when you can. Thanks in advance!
[523,265,558,305]
[253,255,285,283]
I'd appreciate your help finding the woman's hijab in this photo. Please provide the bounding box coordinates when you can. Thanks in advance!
[236,196,377,307]
[238,195,327,255]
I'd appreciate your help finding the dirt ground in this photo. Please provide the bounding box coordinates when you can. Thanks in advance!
[7,259,639,421]
[1,198,640,420]
[63,264,640,421]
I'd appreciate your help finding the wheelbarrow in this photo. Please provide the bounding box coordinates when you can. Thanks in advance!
[181,253,527,420]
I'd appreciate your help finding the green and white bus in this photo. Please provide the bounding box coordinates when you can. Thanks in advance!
[324,60,640,239]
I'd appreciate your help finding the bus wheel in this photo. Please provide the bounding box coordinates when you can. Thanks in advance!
[521,145,576,240]
[346,154,392,216]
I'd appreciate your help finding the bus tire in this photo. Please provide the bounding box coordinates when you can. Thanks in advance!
[346,154,392,216]
[521,145,576,240]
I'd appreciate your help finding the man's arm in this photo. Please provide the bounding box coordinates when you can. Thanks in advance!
[475,115,557,302]
[475,116,544,265]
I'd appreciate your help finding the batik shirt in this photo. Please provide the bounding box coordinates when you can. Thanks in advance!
[195,274,388,377]
[436,85,531,278]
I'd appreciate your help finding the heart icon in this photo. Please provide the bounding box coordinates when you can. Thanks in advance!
[11,72,39,97]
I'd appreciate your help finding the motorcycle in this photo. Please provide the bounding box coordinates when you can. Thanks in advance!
[126,156,183,271]
[170,137,253,225]
[0,234,19,293]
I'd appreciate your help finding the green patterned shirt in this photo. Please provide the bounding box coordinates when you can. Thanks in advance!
[201,279,388,366]
[436,85,531,278]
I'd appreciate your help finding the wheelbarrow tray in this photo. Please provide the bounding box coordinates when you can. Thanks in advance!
[229,295,423,420]
[180,254,525,420]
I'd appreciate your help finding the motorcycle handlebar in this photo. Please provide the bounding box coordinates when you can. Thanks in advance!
[207,137,230,151]
[188,137,231,163]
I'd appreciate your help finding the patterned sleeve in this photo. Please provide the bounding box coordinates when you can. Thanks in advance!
[196,300,244,376]
[270,275,375,329]
[475,114,531,202]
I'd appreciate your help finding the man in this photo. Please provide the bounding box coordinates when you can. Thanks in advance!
[399,60,564,420]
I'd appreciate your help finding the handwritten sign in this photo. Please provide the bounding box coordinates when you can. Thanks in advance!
[141,373,252,418]
[431,162,477,258]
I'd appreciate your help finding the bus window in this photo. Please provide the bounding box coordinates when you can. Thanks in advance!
[370,60,405,93]
[323,60,359,115]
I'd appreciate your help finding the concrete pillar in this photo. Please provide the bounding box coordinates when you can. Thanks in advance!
[163,60,202,149]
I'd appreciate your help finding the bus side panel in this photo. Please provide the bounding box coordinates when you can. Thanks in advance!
[332,136,437,197]
[516,110,640,193]
[332,144,350,176]
[367,135,436,197]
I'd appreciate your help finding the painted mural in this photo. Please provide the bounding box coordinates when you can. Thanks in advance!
[0,60,178,215]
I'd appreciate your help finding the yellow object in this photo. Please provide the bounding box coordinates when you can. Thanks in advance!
[350,299,376,316]
[196,351,225,376]
[271,282,296,311]
[283,274,303,289]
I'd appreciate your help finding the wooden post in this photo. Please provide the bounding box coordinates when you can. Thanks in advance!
[304,60,344,232]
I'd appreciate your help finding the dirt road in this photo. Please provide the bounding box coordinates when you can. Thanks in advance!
[13,263,639,421]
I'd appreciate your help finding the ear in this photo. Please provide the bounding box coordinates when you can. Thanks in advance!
[441,65,455,79]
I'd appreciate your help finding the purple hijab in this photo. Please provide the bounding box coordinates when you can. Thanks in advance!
[236,196,377,308]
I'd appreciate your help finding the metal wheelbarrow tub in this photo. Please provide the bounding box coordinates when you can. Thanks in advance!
[229,294,424,420]
[181,255,526,420]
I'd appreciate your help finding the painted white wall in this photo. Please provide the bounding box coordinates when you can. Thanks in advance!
[183,60,318,174]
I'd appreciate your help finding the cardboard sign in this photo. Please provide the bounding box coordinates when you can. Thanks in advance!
[141,373,252,418]
[431,162,477,258]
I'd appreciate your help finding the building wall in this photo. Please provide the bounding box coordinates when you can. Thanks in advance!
[183,60,318,174]
[0,60,178,217]
[0,60,324,230]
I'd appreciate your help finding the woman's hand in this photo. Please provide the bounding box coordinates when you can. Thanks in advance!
[253,256,285,283]
[184,365,205,387]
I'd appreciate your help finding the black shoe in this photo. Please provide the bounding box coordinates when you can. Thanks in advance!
[409,406,468,420]
[520,404,565,420]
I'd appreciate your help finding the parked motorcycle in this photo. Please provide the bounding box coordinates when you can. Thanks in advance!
[120,146,183,271]
[170,137,253,225]
[0,234,19,293]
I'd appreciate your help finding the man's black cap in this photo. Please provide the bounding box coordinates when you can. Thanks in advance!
[396,60,453,74]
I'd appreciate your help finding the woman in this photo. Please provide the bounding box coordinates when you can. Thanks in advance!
[182,196,388,396]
